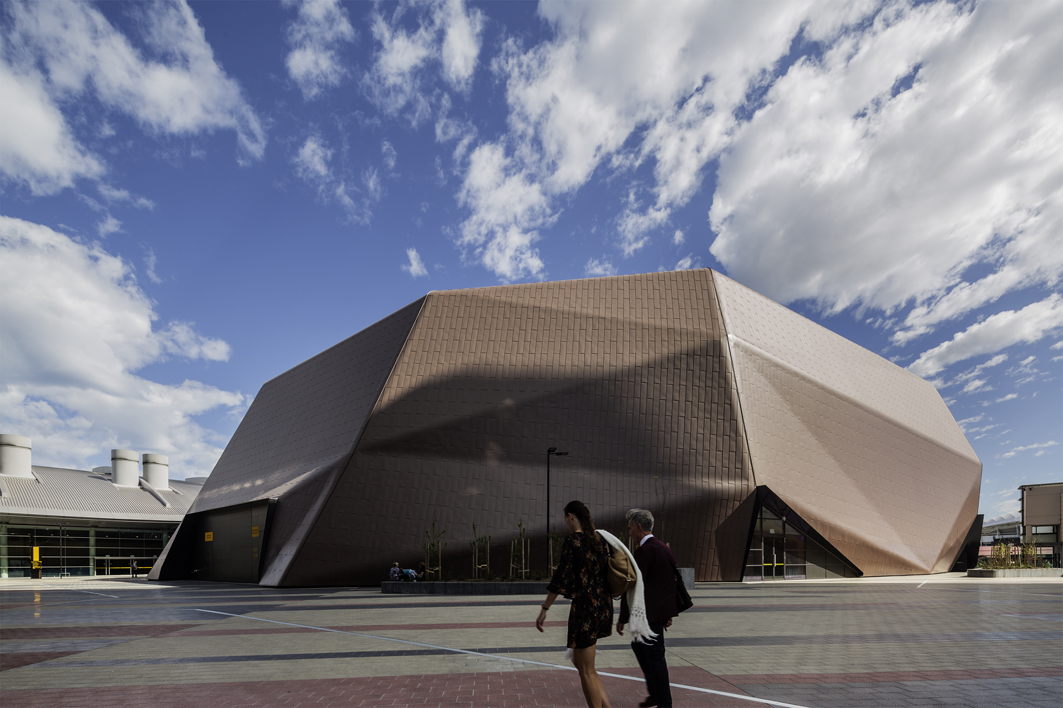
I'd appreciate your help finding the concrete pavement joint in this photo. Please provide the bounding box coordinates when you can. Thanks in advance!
[194,608,816,708]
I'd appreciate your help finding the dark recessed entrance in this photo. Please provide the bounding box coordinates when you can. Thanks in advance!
[742,487,861,581]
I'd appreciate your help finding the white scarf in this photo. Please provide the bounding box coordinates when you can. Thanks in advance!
[598,529,657,644]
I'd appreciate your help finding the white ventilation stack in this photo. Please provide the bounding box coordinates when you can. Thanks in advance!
[0,435,34,478]
[142,454,169,490]
[111,449,139,487]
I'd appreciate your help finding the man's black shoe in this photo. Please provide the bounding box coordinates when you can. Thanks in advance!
[638,698,657,708]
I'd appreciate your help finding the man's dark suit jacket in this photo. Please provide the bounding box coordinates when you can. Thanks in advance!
[619,536,678,625]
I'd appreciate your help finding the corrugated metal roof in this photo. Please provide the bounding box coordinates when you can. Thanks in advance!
[0,466,200,522]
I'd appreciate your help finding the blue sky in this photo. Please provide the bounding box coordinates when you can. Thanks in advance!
[1,0,1060,521]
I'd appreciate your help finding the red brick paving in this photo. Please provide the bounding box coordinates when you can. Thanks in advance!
[0,651,80,672]
[0,667,758,708]
[0,624,199,640]
[724,666,1063,684]
[172,621,569,637]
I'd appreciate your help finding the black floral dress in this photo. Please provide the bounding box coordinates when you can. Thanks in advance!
[547,531,614,649]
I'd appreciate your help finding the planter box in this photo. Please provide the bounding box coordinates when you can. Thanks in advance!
[967,568,1062,578]
[382,581,550,595]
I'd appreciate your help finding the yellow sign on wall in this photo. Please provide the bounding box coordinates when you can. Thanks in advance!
[251,526,259,538]
[32,546,39,562]
[205,532,214,542]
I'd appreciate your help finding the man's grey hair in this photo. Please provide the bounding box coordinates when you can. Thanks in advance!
[626,508,654,531]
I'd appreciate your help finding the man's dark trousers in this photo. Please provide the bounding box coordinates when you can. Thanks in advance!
[632,620,671,707]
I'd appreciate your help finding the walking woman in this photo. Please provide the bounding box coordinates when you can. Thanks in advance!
[536,500,613,707]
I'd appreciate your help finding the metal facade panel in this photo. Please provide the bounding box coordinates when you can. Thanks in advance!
[176,299,423,586]
[187,299,424,515]
[282,270,755,586]
[712,272,982,575]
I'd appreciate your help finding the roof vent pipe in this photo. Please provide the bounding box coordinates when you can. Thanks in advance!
[111,449,139,487]
[0,435,34,478]
[142,454,169,491]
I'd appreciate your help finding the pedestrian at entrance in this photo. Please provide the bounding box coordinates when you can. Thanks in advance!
[130,560,138,579]
[618,508,677,708]
[536,500,613,708]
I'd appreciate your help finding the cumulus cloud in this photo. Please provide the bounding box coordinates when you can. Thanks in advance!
[1000,441,1059,459]
[457,142,551,280]
[96,214,122,238]
[908,295,1063,377]
[284,0,356,100]
[0,60,104,194]
[292,135,380,225]
[0,0,265,194]
[365,0,484,120]
[584,258,617,278]
[673,254,701,271]
[454,0,848,278]
[709,1,1062,342]
[0,216,244,478]
[673,229,685,246]
[98,184,155,210]
[402,247,429,277]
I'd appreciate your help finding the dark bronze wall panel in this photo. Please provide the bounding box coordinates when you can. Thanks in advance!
[284,271,755,585]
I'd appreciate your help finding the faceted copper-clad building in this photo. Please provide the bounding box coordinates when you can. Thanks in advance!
[150,269,982,586]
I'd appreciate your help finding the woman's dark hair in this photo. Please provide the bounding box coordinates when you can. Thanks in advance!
[564,500,602,551]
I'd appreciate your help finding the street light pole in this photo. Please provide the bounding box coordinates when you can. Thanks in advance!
[546,447,568,572]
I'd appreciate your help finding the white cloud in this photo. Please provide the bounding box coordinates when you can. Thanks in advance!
[457,142,551,280]
[98,184,155,210]
[284,0,356,100]
[584,258,617,278]
[96,215,122,238]
[707,1,1062,343]
[995,393,1018,403]
[365,0,484,120]
[402,247,429,277]
[0,216,244,478]
[1,0,265,187]
[0,60,104,194]
[294,135,333,181]
[382,140,398,171]
[144,249,162,285]
[292,135,379,225]
[908,295,1063,377]
[674,254,701,271]
[1000,441,1059,459]
[673,229,685,246]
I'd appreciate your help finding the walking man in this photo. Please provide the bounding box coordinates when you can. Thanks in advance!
[617,508,677,708]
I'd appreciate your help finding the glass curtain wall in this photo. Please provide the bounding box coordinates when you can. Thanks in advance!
[743,503,859,581]
[0,525,173,578]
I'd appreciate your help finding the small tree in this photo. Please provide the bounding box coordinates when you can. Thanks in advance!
[548,531,566,576]
[423,522,446,581]
[510,521,530,580]
[470,524,491,579]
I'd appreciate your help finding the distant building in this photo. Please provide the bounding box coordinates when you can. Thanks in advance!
[151,270,983,586]
[1021,482,1062,567]
[0,435,202,578]
[981,512,1021,544]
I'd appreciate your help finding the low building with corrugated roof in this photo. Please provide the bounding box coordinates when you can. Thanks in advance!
[0,435,202,578]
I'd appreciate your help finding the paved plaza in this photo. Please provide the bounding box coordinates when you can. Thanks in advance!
[1,574,1060,707]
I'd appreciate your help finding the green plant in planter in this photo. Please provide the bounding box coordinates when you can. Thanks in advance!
[470,524,491,580]
[510,521,529,579]
[423,522,446,581]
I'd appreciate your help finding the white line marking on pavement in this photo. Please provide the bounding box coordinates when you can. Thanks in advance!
[917,581,929,588]
[72,590,120,598]
[194,609,815,708]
